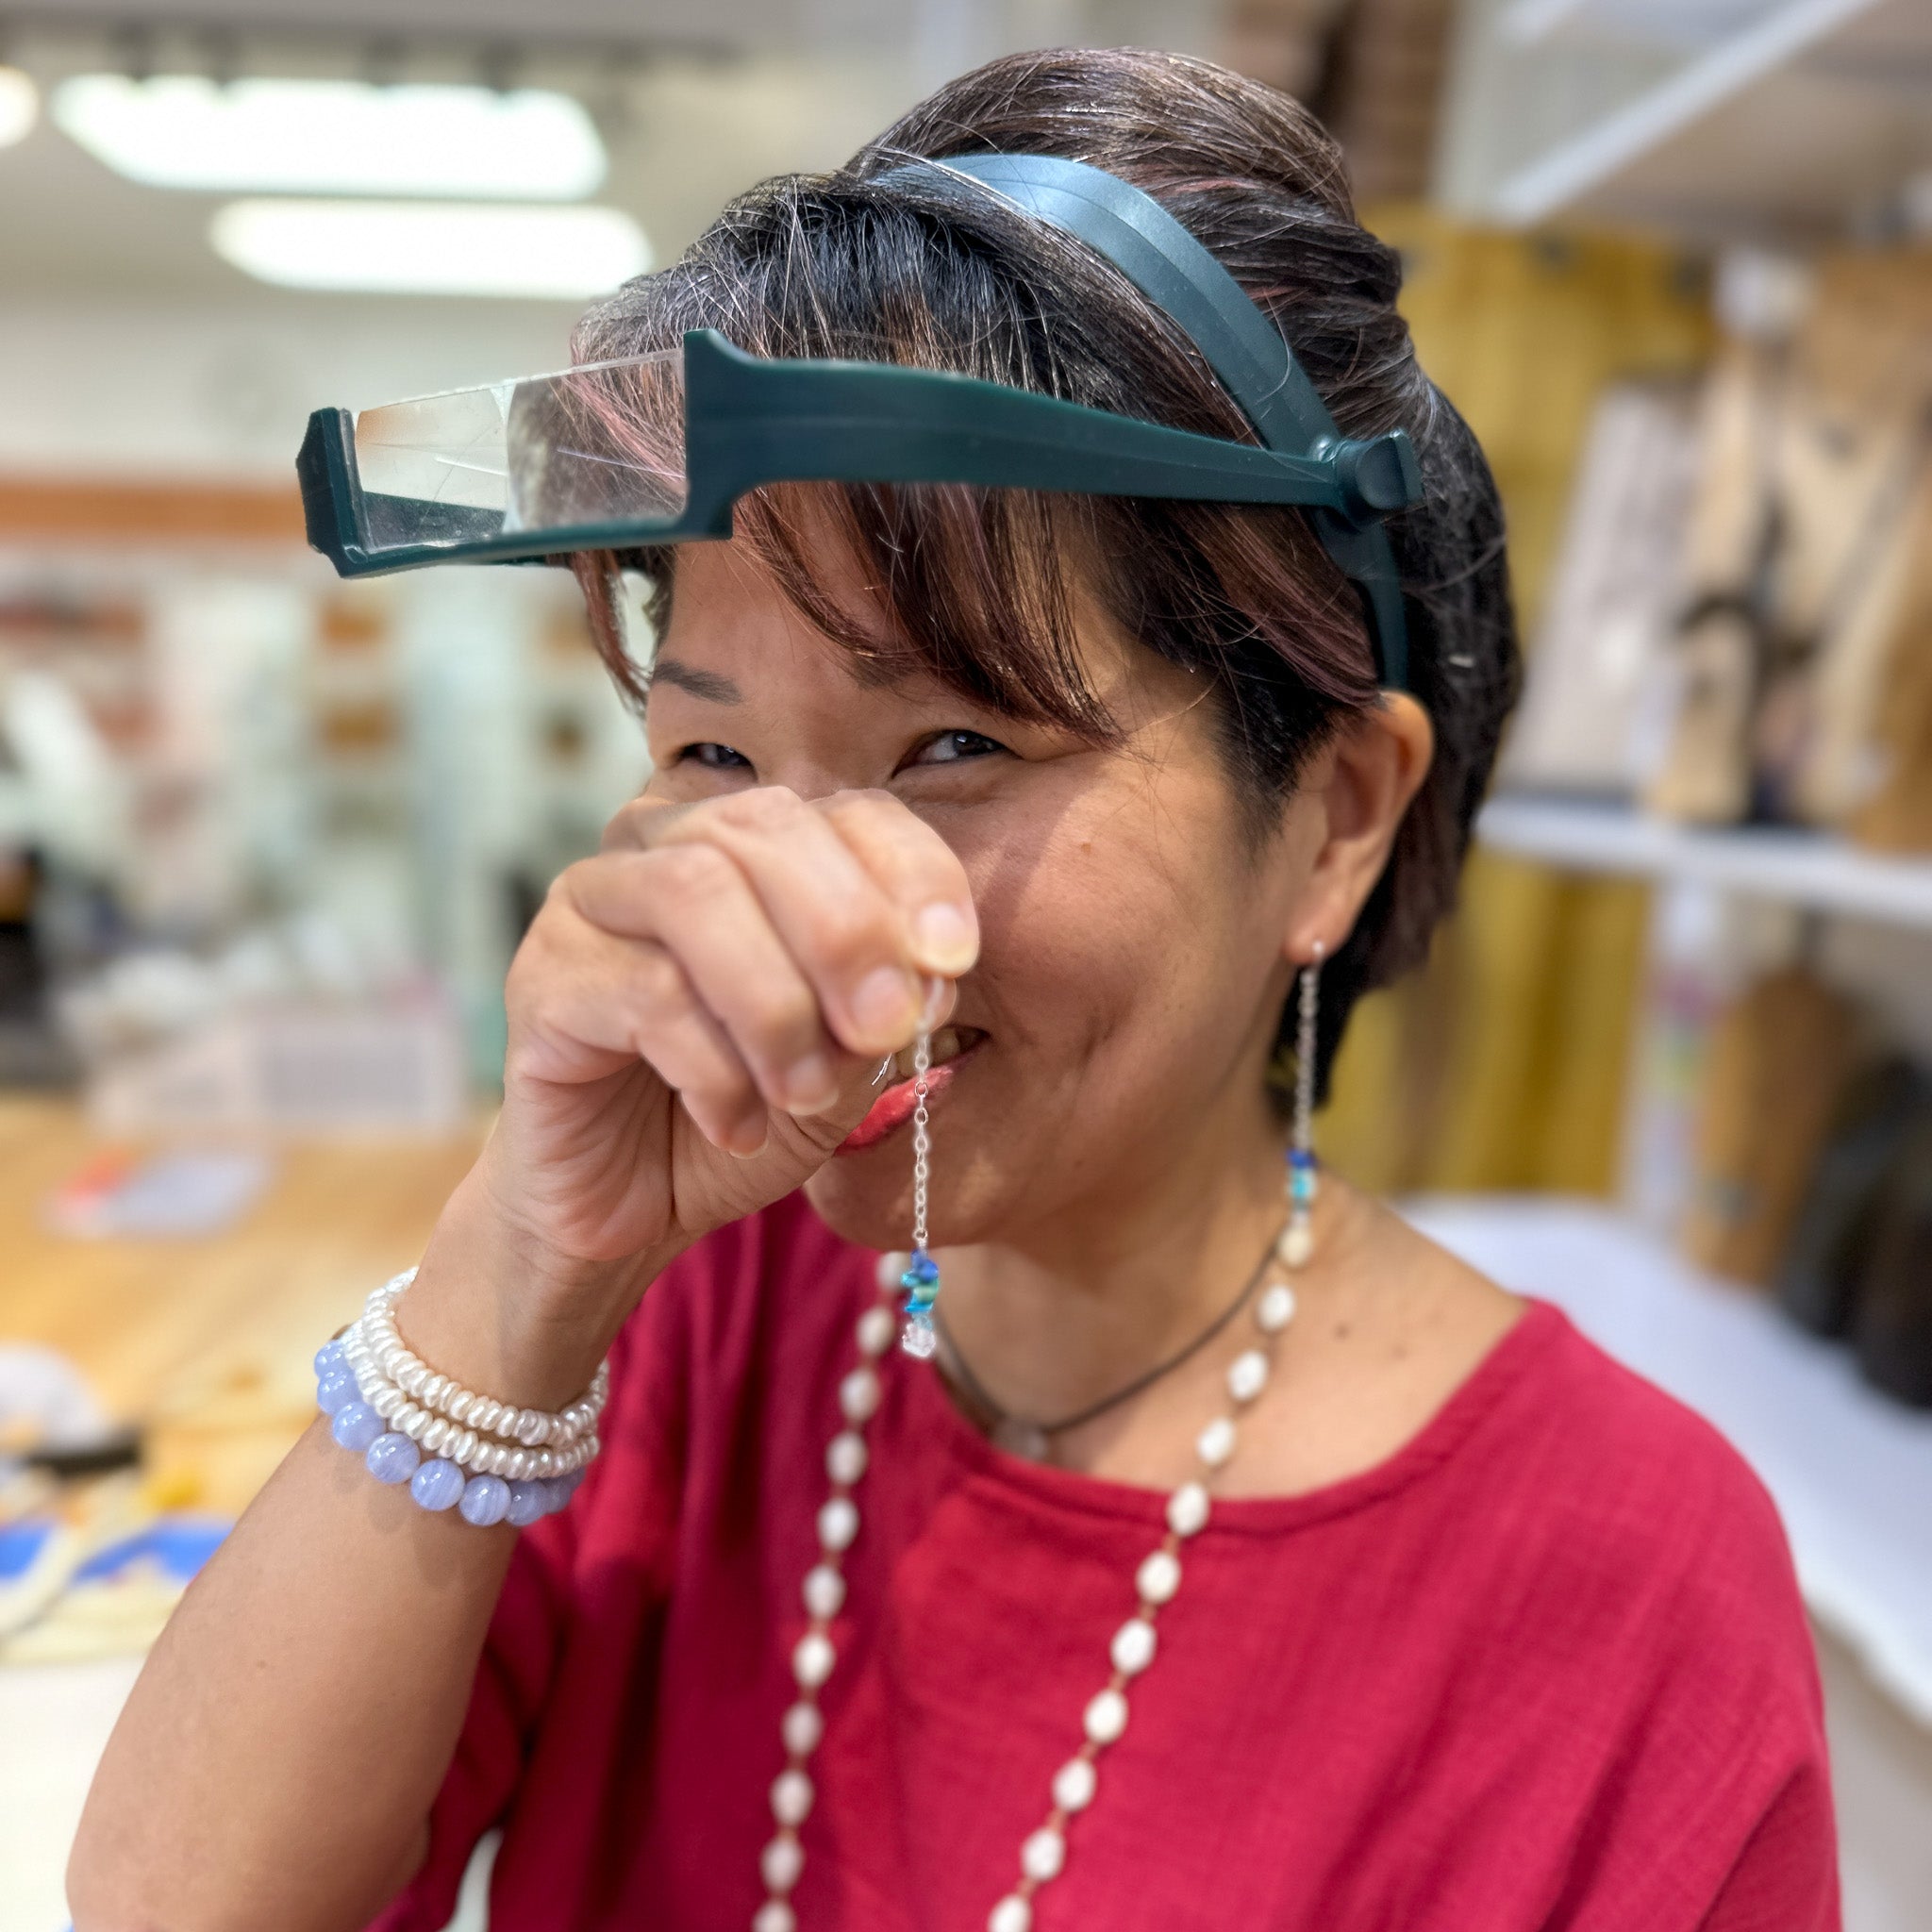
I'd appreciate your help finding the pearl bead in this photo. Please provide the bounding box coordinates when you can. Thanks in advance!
[988,1898,1031,1932]
[825,1430,868,1487]
[1053,1757,1097,1812]
[771,1768,814,1826]
[817,1496,858,1553]
[755,1902,797,1932]
[475,1400,504,1436]
[516,1409,550,1448]
[1167,1482,1209,1538]
[422,1417,451,1455]
[424,1374,452,1409]
[1136,1548,1181,1605]
[782,1701,824,1757]
[1257,1281,1296,1332]
[371,1385,403,1422]
[448,1391,475,1425]
[803,1563,846,1621]
[792,1631,836,1690]
[760,1833,804,1894]
[1227,1348,1269,1404]
[1021,1826,1066,1882]
[838,1366,880,1424]
[451,1427,479,1467]
[458,1474,510,1526]
[505,1450,532,1483]
[1278,1219,1314,1269]
[1083,1686,1128,1744]
[875,1250,908,1292]
[1110,1617,1157,1676]
[1195,1415,1237,1468]
[856,1305,895,1358]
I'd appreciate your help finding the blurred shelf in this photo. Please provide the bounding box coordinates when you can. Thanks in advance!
[1404,1194,1932,1727]
[1476,793,1932,931]
[1465,0,1932,236]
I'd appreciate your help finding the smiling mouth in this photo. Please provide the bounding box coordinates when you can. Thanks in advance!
[836,1025,985,1155]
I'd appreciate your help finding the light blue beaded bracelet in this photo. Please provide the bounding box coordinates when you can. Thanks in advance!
[314,1339,584,1526]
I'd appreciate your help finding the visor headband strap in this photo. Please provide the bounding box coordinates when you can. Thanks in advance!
[880,151,1415,691]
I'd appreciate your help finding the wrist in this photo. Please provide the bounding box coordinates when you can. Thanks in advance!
[401,1172,679,1411]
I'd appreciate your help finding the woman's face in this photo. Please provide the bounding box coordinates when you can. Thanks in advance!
[641,537,1358,1252]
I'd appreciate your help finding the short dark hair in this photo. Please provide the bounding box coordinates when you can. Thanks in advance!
[570,46,1520,1097]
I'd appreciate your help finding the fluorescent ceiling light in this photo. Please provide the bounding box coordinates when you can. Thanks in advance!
[0,67,37,149]
[209,199,650,299]
[53,75,606,198]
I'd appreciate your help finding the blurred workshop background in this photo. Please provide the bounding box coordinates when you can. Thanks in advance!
[0,1,1929,1925]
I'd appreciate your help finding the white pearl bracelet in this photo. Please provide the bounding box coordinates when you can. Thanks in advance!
[337,1270,608,1483]
[359,1269,608,1449]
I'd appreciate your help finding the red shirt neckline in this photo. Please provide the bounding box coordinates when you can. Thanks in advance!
[908,1292,1555,1539]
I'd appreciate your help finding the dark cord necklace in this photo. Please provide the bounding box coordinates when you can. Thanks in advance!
[930,1224,1285,1462]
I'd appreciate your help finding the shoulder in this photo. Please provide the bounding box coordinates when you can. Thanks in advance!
[1474,1301,1822,1723]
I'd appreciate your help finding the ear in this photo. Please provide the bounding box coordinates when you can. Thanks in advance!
[1283,692,1434,964]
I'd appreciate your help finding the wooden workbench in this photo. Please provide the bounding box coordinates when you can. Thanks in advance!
[0,1097,487,1515]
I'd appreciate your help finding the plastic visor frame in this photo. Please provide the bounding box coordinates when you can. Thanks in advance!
[297,328,1422,661]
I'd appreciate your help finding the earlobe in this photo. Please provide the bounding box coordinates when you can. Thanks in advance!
[1281,692,1435,965]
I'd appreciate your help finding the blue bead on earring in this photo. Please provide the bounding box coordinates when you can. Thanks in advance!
[899,1024,941,1357]
[1278,941,1323,1270]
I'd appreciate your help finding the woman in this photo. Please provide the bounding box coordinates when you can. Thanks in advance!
[72,48,1836,1932]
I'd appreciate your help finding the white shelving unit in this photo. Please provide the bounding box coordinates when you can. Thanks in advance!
[1405,1195,1932,1727]
[1476,793,1932,931]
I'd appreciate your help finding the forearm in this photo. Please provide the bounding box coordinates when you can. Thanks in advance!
[69,1421,516,1932]
[70,1189,670,1932]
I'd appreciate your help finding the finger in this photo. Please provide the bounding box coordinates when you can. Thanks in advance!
[508,909,767,1154]
[815,791,978,978]
[561,848,846,1119]
[644,788,931,1057]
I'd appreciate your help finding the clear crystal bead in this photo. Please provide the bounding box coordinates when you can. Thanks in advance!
[901,1316,939,1359]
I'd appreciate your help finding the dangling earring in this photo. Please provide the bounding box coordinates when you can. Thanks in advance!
[1279,941,1323,1270]
[899,1022,941,1357]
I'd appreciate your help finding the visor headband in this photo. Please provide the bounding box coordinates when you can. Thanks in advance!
[880,151,1416,689]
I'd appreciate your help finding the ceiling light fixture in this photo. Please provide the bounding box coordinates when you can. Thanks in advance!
[52,74,607,199]
[0,66,38,148]
[208,198,650,300]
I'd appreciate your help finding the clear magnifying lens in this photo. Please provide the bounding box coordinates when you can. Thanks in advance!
[351,346,690,555]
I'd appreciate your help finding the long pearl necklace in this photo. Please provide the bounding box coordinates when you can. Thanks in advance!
[752,1238,1302,1932]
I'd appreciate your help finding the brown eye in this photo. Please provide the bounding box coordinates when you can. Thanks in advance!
[681,741,754,771]
[908,729,1007,768]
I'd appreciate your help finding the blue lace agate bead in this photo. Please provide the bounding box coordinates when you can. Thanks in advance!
[315,1371,359,1416]
[365,1431,421,1485]
[330,1401,382,1453]
[505,1479,550,1528]
[313,1340,347,1379]
[409,1457,466,1512]
[459,1474,511,1527]
[548,1468,586,1510]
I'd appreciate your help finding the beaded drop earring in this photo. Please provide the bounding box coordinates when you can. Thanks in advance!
[1279,941,1323,1269]
[898,1023,940,1356]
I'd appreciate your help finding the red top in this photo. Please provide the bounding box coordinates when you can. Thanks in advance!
[371,1192,1838,1932]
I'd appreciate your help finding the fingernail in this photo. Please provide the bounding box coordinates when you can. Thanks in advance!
[851,965,919,1043]
[913,902,977,974]
[784,1052,840,1115]
[725,1119,768,1158]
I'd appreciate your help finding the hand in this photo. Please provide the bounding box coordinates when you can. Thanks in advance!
[408,786,977,1396]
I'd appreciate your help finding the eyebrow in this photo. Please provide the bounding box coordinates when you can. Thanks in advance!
[647,656,741,704]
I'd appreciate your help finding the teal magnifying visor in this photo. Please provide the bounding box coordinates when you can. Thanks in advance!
[296,327,1423,682]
